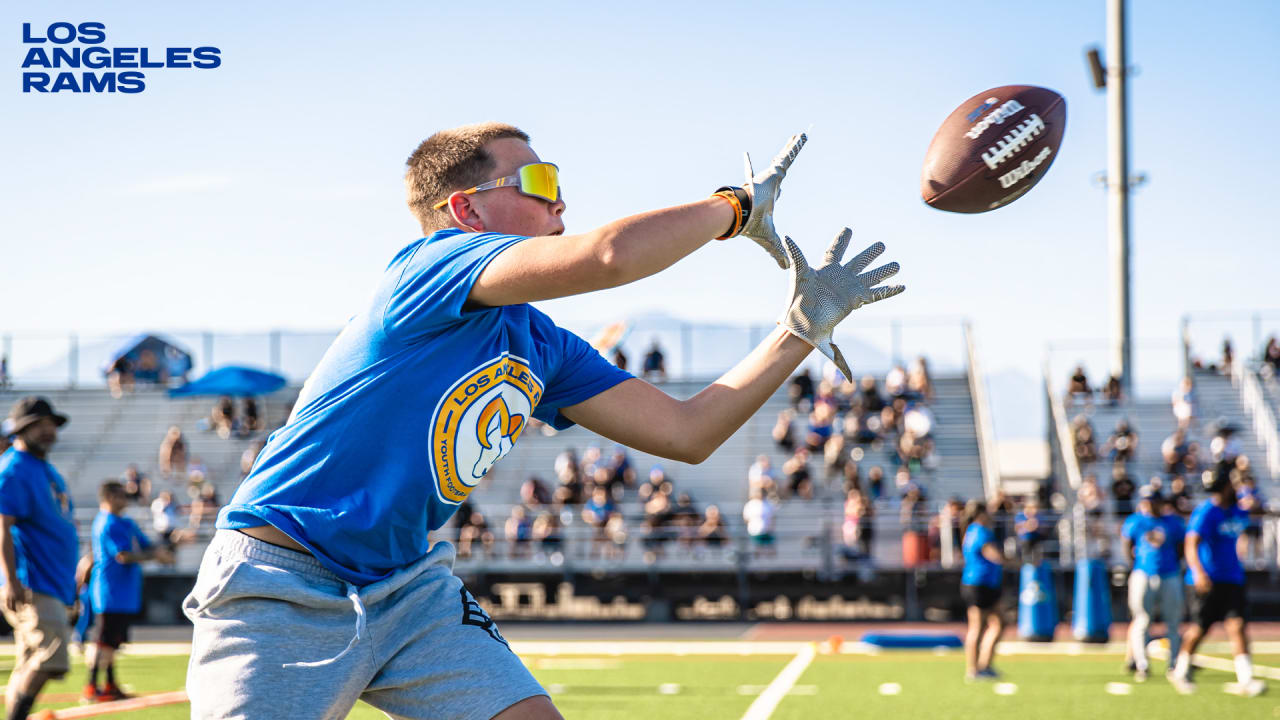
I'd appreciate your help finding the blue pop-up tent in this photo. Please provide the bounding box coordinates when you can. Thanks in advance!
[103,333,194,380]
[168,365,286,397]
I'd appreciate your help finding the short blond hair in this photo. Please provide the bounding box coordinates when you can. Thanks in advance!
[404,122,530,234]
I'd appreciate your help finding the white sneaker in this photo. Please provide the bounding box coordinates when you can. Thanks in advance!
[1170,674,1196,695]
[1133,668,1148,683]
[1224,680,1266,697]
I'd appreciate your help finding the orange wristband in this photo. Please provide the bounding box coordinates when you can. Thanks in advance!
[713,190,743,239]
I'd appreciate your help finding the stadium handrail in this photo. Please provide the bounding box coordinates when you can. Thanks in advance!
[2,317,975,389]
[963,322,1000,499]
[1043,357,1085,563]
[1234,359,1280,478]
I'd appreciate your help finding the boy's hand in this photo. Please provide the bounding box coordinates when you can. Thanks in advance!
[742,133,807,268]
[778,228,905,380]
[2,580,30,613]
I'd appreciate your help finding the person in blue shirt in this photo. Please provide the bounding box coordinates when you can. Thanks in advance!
[1014,496,1048,564]
[1120,487,1185,682]
[1235,470,1266,567]
[1170,469,1264,696]
[84,481,171,704]
[961,501,1005,681]
[183,122,905,720]
[0,396,78,720]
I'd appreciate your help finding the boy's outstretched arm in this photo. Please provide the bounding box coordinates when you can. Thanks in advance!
[562,227,904,464]
[562,328,812,464]
[469,134,806,307]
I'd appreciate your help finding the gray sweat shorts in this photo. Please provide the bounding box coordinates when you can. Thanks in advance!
[184,529,545,720]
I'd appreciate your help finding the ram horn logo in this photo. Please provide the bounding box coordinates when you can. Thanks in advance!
[472,395,526,479]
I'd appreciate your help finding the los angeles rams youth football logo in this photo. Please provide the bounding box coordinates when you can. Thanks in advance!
[429,354,544,505]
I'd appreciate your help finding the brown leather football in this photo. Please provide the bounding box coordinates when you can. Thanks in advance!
[921,85,1067,213]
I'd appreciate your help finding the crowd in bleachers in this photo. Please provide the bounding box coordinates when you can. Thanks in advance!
[74,395,276,562]
[1065,358,1272,567]
[769,358,970,563]
[452,446,731,565]
[444,353,1017,570]
[448,356,967,566]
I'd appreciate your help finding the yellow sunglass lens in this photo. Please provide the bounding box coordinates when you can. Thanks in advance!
[519,163,559,203]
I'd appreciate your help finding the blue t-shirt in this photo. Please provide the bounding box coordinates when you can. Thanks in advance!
[1015,511,1047,543]
[1122,511,1185,577]
[1185,500,1248,585]
[1239,485,1265,528]
[0,449,78,605]
[90,511,152,614]
[962,522,1002,588]
[219,230,632,584]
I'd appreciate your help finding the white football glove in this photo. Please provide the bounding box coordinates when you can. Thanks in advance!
[742,133,807,268]
[779,228,905,380]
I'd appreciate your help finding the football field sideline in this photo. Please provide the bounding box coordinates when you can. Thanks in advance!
[7,639,1280,658]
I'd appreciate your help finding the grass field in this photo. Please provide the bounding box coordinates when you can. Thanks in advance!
[3,644,1276,719]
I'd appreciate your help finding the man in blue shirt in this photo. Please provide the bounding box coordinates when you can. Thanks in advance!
[1120,487,1185,682]
[1014,496,1048,564]
[184,123,905,720]
[84,481,171,703]
[1170,469,1264,696]
[0,397,78,720]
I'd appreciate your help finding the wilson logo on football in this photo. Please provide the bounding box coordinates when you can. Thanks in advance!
[981,114,1046,170]
[429,354,543,505]
[998,146,1053,189]
[965,97,1001,123]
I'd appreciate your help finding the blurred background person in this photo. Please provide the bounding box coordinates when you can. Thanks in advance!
[0,397,77,720]
[961,501,1005,682]
[1121,487,1185,683]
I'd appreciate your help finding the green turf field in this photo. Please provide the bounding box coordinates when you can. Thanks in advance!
[2,649,1276,718]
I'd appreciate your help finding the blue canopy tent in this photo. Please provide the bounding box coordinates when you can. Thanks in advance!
[168,366,287,398]
[103,333,194,383]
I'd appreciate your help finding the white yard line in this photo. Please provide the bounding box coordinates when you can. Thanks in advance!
[1147,643,1280,680]
[740,644,817,720]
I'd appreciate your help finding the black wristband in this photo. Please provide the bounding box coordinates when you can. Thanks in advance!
[716,185,752,229]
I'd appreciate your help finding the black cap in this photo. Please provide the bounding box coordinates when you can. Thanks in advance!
[4,396,68,437]
[1201,467,1231,494]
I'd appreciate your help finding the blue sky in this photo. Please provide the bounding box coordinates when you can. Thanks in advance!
[3,1,1279,439]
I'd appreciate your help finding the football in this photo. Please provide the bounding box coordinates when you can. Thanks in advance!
[921,85,1067,213]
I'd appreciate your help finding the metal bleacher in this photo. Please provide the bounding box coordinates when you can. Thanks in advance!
[0,385,296,568]
[1063,369,1274,496]
[4,366,989,574]
[481,374,983,506]
[459,371,987,572]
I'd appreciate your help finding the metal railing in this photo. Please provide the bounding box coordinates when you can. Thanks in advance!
[87,501,1046,574]
[0,318,974,389]
[964,321,1001,499]
[1234,360,1280,479]
[1181,311,1280,375]
[1043,358,1087,564]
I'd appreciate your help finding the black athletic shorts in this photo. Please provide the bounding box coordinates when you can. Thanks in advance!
[94,612,133,649]
[961,584,1002,611]
[1190,582,1246,629]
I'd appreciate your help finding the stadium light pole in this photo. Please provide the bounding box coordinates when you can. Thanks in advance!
[1106,0,1134,397]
